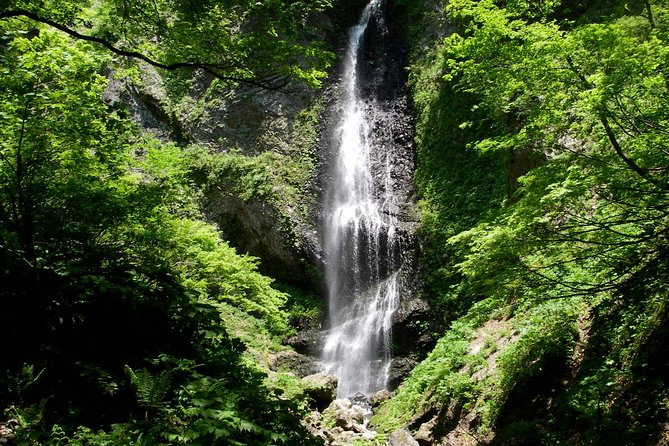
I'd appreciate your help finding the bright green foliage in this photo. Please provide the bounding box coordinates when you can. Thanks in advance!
[0,27,129,265]
[162,217,290,334]
[1,0,333,88]
[442,0,669,302]
[400,4,509,320]
[0,20,320,446]
[375,0,669,443]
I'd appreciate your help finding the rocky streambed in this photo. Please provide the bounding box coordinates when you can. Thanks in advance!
[299,372,421,446]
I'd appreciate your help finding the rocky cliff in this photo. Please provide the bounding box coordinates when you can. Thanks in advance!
[107,0,433,396]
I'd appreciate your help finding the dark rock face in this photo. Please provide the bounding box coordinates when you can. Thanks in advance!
[103,64,183,142]
[286,329,325,357]
[316,0,423,389]
[188,80,325,287]
[392,298,436,357]
[201,190,321,287]
[272,351,321,378]
[106,63,325,287]
[389,354,421,390]
[358,0,409,102]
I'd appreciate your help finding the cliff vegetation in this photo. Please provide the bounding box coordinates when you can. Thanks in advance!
[1,0,669,445]
[371,0,669,445]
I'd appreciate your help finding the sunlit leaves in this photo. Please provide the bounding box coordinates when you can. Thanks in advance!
[440,0,669,303]
[1,0,333,88]
[0,19,316,444]
[161,218,290,334]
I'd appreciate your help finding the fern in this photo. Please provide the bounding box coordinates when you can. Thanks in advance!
[124,366,171,410]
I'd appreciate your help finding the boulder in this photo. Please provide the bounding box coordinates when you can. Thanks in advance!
[324,399,367,430]
[414,421,436,446]
[389,429,420,446]
[271,350,320,378]
[369,389,393,410]
[350,391,371,407]
[320,398,376,444]
[325,399,366,426]
[303,411,328,442]
[302,372,338,410]
[0,419,18,445]
[371,388,392,408]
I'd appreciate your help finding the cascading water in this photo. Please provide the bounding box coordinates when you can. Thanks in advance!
[321,0,403,398]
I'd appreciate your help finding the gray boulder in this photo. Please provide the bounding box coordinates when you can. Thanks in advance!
[389,429,420,446]
[302,372,338,410]
[371,388,392,408]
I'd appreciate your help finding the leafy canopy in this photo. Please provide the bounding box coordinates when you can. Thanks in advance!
[0,19,318,445]
[0,0,334,88]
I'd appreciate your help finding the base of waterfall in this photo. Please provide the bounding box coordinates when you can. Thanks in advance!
[302,388,421,445]
[305,398,375,445]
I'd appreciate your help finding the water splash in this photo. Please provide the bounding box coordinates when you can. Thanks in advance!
[321,0,401,398]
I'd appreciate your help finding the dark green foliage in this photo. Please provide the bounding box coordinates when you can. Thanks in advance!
[125,366,172,412]
[0,19,320,445]
[374,0,669,443]
[404,8,509,323]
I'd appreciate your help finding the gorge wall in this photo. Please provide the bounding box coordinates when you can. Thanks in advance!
[317,0,429,391]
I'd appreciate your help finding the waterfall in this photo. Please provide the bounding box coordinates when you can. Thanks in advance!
[321,0,402,398]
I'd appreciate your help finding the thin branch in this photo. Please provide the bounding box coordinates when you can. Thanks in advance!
[0,9,290,90]
[599,115,655,181]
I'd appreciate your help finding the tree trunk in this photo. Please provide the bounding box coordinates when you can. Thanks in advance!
[644,0,656,28]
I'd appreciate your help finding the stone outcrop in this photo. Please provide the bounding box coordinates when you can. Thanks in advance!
[271,350,320,378]
[105,62,325,288]
[302,372,338,410]
[285,328,324,357]
[371,388,393,409]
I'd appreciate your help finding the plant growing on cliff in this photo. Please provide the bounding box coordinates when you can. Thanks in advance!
[374,0,669,443]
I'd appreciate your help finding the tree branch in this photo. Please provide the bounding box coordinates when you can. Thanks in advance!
[0,9,290,90]
[565,55,665,188]
[644,0,656,28]
[599,115,655,181]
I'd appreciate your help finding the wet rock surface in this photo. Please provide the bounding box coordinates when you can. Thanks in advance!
[392,297,438,364]
[360,2,423,386]
[285,328,324,356]
[315,0,424,392]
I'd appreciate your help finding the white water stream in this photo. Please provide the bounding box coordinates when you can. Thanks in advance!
[321,0,401,398]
